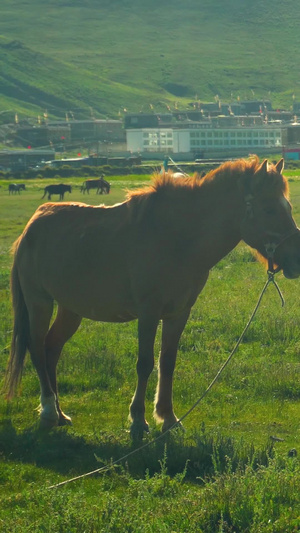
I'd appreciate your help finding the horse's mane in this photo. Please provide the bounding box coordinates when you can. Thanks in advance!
[127,156,288,204]
[126,157,289,228]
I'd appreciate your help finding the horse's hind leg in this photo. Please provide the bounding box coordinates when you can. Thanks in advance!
[26,298,60,427]
[45,306,82,426]
[154,309,190,432]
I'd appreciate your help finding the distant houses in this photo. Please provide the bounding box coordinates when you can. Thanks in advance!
[124,100,298,159]
[0,149,55,172]
[1,99,300,170]
[13,119,125,149]
[126,115,283,159]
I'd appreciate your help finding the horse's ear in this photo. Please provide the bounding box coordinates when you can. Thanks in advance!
[251,159,268,191]
[275,158,284,174]
[257,159,268,175]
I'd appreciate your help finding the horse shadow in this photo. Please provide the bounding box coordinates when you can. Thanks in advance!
[0,418,274,483]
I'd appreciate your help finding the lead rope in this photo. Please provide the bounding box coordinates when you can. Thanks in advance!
[48,271,284,490]
[168,156,190,177]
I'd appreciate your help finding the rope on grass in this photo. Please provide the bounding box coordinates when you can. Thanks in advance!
[48,271,284,490]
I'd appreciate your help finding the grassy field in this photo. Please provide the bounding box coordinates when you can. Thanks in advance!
[1,0,300,120]
[1,170,300,531]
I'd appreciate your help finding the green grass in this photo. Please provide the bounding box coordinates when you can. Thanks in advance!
[1,1,300,120]
[1,172,300,530]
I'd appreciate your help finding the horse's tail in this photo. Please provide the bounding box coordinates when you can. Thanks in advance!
[4,247,30,399]
[41,187,47,199]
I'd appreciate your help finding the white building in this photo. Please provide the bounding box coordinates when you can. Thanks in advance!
[126,123,283,158]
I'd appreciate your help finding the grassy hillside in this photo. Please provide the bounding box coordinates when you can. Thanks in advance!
[1,0,300,120]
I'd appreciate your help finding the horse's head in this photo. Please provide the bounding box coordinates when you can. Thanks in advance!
[240,159,300,279]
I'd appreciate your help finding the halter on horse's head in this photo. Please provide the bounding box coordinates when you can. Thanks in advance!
[240,159,300,278]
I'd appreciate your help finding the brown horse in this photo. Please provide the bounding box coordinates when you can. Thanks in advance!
[4,157,300,438]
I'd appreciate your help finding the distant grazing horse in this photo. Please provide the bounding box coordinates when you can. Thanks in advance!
[5,157,300,437]
[168,170,205,180]
[9,183,26,194]
[172,172,187,179]
[99,178,110,194]
[81,177,110,194]
[42,184,72,201]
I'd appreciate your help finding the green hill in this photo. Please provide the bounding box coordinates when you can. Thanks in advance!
[1,0,300,121]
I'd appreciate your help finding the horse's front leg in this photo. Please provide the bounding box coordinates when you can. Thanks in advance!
[130,314,159,439]
[154,309,190,432]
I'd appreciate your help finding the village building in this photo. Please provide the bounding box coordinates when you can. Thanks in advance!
[0,149,55,172]
[1,100,300,169]
[124,104,289,159]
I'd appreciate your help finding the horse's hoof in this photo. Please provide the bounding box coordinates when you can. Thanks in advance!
[38,395,59,428]
[58,412,72,426]
[39,416,59,430]
[130,421,149,441]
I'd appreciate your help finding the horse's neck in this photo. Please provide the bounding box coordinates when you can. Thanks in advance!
[197,175,245,267]
[160,180,244,269]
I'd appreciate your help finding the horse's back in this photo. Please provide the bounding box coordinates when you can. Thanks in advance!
[20,201,129,243]
[45,184,70,194]
[85,179,102,189]
[14,201,137,321]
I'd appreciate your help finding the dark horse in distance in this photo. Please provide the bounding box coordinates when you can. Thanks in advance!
[9,183,26,194]
[42,183,72,201]
[81,177,110,194]
[5,157,300,438]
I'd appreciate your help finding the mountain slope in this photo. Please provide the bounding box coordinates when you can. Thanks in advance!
[0,38,159,119]
[1,0,300,120]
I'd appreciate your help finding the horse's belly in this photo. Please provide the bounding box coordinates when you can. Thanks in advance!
[67,295,137,322]
[45,270,137,322]
[53,294,137,323]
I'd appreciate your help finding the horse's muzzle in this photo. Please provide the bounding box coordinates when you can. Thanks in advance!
[282,262,300,279]
[275,229,300,279]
